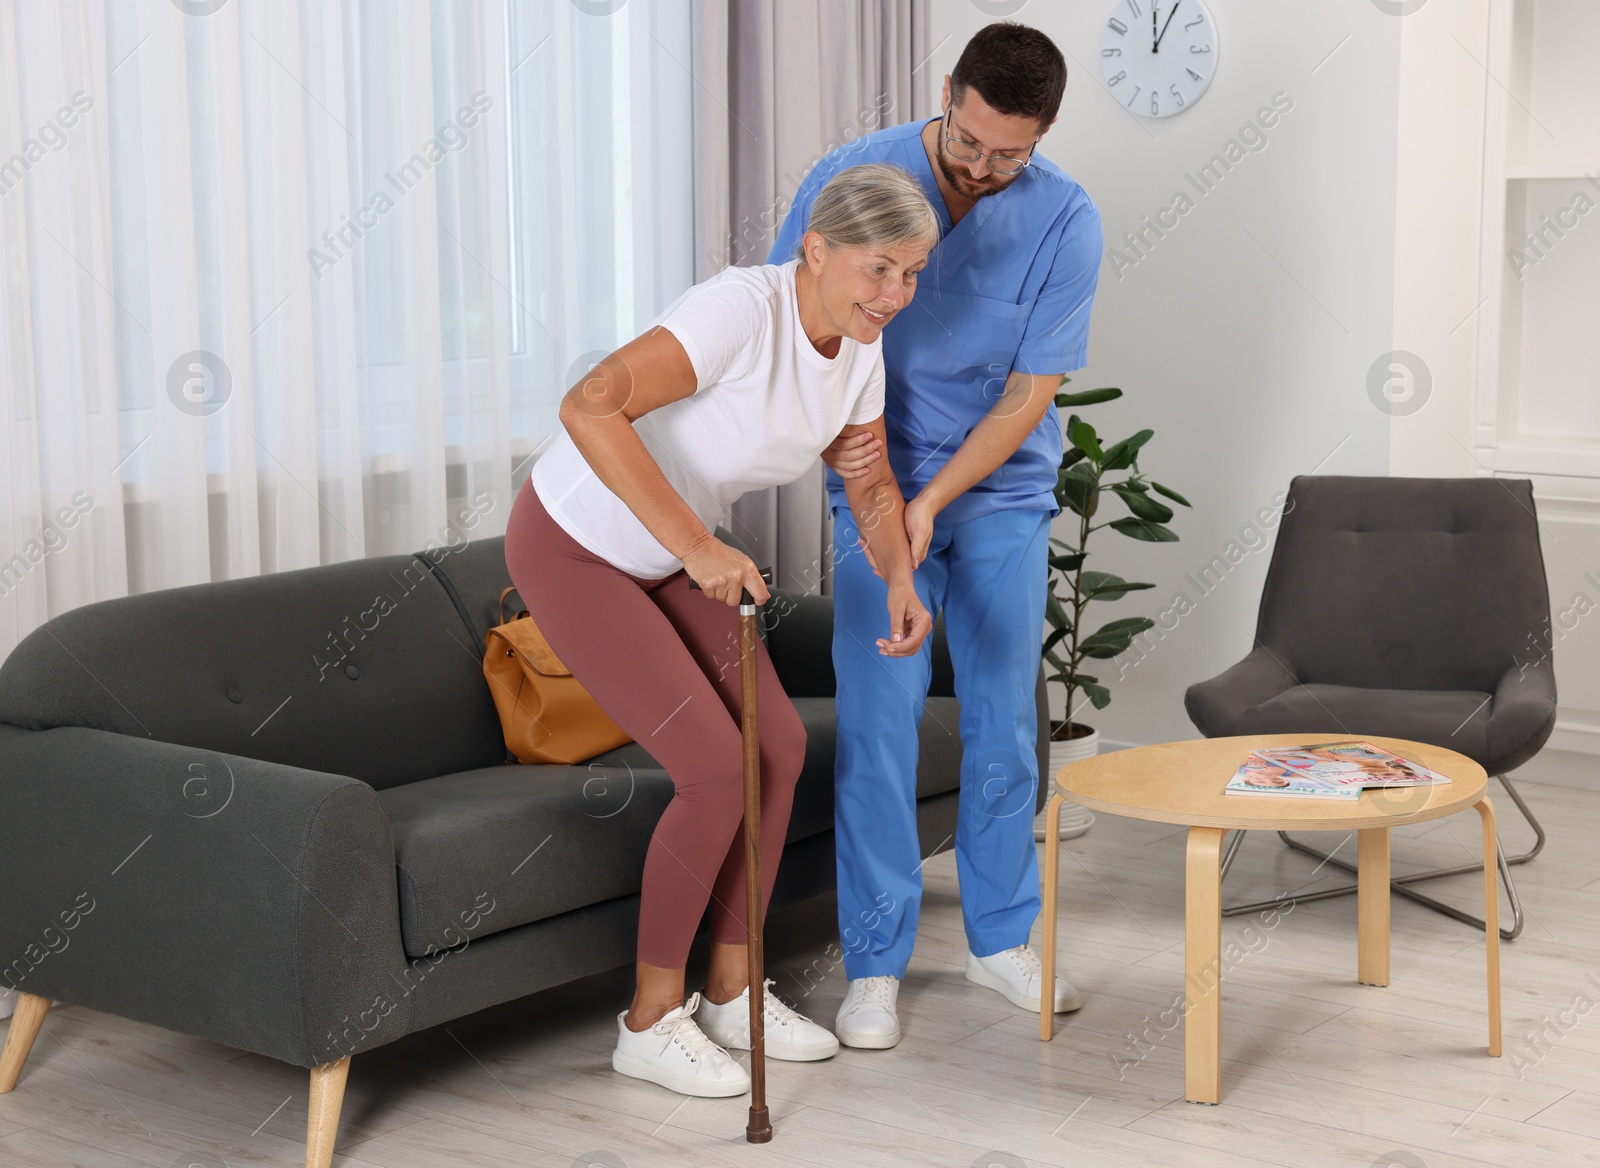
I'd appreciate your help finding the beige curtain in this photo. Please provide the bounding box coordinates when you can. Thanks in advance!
[690,0,932,595]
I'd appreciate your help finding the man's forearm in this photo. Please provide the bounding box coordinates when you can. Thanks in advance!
[918,371,1061,514]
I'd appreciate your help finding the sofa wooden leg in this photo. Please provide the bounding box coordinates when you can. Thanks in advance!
[306,1056,351,1168]
[0,992,51,1093]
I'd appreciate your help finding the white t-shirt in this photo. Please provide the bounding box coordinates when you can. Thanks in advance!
[530,259,886,579]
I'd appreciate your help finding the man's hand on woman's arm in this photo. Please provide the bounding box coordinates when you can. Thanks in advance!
[559,326,768,606]
[836,415,933,657]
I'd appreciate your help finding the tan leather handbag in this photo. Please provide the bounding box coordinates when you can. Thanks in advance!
[483,586,632,765]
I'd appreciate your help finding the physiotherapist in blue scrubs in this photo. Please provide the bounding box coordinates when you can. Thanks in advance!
[768,22,1101,1047]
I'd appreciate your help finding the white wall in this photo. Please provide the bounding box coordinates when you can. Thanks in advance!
[925,0,1403,749]
[1391,0,1600,790]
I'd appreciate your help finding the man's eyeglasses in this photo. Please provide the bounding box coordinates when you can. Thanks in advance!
[940,108,1036,176]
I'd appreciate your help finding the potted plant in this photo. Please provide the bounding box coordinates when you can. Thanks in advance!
[1036,380,1190,840]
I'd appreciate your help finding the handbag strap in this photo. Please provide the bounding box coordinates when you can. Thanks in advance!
[497,585,528,627]
[416,550,483,644]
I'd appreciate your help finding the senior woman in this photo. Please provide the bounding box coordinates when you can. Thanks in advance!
[504,163,939,1099]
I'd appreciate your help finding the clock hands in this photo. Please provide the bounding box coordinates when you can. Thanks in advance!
[1153,0,1181,53]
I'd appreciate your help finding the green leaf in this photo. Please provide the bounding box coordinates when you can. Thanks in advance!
[1150,480,1192,507]
[1042,627,1072,656]
[1057,464,1097,517]
[1109,517,1179,542]
[1080,571,1156,601]
[1111,487,1174,523]
[1091,616,1156,638]
[1081,681,1112,709]
[1048,552,1086,572]
[1055,386,1122,408]
[1067,419,1103,461]
[1101,429,1154,473]
[1077,636,1133,659]
[1044,592,1073,630]
[1043,649,1070,673]
[1059,447,1087,470]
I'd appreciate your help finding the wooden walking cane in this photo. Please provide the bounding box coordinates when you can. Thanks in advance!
[736,576,773,1143]
[691,569,774,1143]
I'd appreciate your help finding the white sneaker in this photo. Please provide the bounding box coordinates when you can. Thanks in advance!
[611,993,751,1097]
[696,980,840,1062]
[965,945,1082,1013]
[834,975,902,1049]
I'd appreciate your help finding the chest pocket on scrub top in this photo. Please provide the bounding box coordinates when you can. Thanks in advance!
[967,294,1036,412]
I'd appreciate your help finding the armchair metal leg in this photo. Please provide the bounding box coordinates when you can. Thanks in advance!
[1221,773,1537,941]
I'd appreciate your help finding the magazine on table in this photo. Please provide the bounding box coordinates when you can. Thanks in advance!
[1224,740,1452,799]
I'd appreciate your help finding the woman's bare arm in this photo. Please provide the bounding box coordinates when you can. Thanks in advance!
[558,325,766,604]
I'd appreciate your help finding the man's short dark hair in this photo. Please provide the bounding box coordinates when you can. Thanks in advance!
[949,22,1068,131]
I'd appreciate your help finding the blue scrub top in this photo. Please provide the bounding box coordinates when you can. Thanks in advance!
[767,118,1103,524]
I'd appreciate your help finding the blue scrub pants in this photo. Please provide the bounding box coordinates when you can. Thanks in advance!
[831,503,1051,979]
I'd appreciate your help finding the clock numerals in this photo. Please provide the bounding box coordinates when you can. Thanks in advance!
[1101,0,1214,118]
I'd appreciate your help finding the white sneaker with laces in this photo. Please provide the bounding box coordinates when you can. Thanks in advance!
[696,980,840,1062]
[834,975,901,1049]
[965,945,1083,1013]
[611,993,751,1097]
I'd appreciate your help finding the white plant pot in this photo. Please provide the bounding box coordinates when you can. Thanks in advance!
[1035,726,1099,841]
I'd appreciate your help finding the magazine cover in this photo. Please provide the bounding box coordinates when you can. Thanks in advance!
[1253,740,1451,788]
[1224,755,1361,800]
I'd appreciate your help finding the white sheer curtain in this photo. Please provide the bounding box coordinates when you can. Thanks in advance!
[0,0,694,663]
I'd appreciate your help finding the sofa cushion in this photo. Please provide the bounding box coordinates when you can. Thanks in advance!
[0,554,506,790]
[1231,682,1494,765]
[381,696,964,957]
[380,763,674,956]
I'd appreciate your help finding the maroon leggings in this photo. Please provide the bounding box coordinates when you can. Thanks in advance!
[503,479,806,968]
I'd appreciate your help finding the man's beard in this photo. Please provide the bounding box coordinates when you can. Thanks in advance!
[934,144,1014,201]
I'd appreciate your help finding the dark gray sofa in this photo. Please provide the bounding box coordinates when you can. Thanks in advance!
[0,530,1049,1165]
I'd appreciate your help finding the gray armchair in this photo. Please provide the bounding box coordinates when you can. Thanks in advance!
[1185,475,1557,938]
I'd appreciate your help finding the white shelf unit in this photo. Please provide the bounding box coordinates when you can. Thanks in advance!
[1472,1,1600,779]
[1476,0,1600,481]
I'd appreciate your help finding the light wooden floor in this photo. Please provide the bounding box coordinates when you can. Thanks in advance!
[4,777,1600,1168]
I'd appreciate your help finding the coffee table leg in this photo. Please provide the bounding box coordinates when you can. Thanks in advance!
[1357,827,1391,986]
[1185,826,1226,1104]
[1040,792,1064,1042]
[1475,797,1502,1057]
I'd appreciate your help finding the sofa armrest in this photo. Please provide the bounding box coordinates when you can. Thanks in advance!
[0,724,409,1067]
[1184,645,1299,738]
[762,591,957,699]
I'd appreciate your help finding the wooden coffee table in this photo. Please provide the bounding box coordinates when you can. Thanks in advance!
[1038,734,1502,1104]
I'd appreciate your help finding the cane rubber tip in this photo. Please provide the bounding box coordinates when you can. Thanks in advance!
[745,1108,773,1143]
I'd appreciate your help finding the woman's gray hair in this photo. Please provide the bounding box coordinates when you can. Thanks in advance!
[795,163,940,262]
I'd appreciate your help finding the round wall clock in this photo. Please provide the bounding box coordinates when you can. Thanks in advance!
[1099,0,1218,119]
